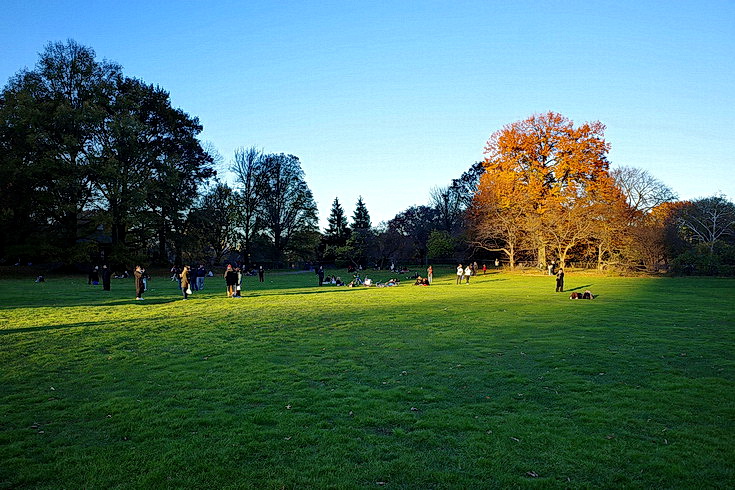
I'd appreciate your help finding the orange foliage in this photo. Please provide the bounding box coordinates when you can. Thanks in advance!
[474,112,626,267]
[483,111,612,209]
[649,200,689,225]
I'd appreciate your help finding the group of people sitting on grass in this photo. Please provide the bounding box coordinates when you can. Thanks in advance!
[321,275,345,286]
[570,290,594,300]
[345,274,400,287]
[414,276,430,286]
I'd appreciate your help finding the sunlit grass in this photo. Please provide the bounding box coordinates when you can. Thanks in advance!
[1,269,733,487]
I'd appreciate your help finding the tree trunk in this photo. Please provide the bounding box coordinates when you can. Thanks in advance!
[158,224,167,263]
[508,246,515,271]
[112,223,126,248]
[537,244,546,270]
[560,246,571,269]
[62,211,79,250]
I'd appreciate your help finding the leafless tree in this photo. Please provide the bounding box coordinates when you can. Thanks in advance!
[429,185,463,233]
[677,195,735,253]
[610,166,677,215]
[231,146,265,265]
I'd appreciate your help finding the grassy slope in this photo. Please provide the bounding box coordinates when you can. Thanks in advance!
[0,269,733,488]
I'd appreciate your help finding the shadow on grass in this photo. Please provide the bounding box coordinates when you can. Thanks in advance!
[0,296,181,310]
[0,317,148,335]
[566,284,593,291]
[247,287,363,298]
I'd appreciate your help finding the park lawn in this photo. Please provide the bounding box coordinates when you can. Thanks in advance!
[0,269,733,488]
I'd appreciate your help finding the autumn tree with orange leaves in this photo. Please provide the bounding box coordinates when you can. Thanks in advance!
[471,112,627,269]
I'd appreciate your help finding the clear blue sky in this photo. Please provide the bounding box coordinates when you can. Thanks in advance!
[2,0,733,227]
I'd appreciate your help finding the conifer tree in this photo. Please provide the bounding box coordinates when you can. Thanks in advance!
[352,196,372,230]
[324,197,350,246]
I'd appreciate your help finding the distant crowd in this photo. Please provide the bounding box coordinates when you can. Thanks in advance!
[52,258,594,301]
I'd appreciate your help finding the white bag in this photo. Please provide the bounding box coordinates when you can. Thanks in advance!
[186,287,192,294]
[236,285,241,291]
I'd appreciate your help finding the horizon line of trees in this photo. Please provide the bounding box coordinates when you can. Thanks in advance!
[1,41,733,275]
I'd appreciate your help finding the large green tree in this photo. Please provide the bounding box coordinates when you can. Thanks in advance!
[0,40,119,260]
[258,153,318,265]
[0,40,214,265]
[387,205,437,265]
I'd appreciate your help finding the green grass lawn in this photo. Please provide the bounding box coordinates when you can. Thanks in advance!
[1,268,733,488]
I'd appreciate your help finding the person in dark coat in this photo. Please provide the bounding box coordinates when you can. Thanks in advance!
[134,265,145,300]
[258,266,265,283]
[317,265,325,286]
[555,268,565,292]
[89,266,100,285]
[101,265,111,291]
[224,264,238,297]
[196,264,206,291]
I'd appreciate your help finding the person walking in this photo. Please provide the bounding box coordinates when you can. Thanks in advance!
[317,265,325,286]
[456,264,463,285]
[180,265,191,300]
[101,264,111,291]
[464,264,472,284]
[258,265,265,283]
[427,265,433,285]
[134,265,145,300]
[224,265,238,297]
[555,268,565,292]
[170,265,181,287]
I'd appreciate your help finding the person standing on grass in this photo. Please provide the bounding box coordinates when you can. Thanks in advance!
[427,265,433,285]
[224,264,238,297]
[456,264,463,284]
[101,264,111,291]
[180,265,191,300]
[134,265,145,300]
[233,267,242,298]
[88,266,100,285]
[482,264,487,275]
[317,265,325,286]
[197,264,206,291]
[189,265,198,291]
[555,268,565,292]
[464,264,472,284]
[258,265,265,283]
[495,258,499,268]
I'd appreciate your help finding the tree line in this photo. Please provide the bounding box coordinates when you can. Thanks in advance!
[1,41,733,274]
